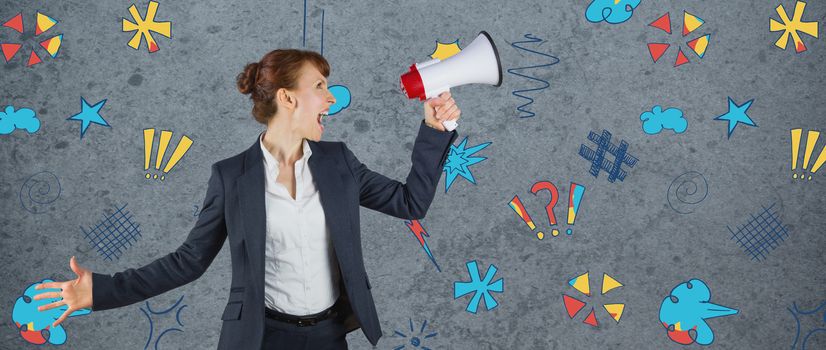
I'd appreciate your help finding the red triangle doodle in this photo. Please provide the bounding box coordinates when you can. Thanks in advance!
[674,48,689,67]
[1,43,22,63]
[647,43,670,63]
[27,50,42,67]
[796,41,807,53]
[3,13,23,33]
[563,294,586,319]
[649,13,671,34]
[583,308,599,327]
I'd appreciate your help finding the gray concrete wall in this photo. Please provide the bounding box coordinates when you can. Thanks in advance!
[1,0,824,349]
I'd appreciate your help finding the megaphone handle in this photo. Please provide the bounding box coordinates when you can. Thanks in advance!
[442,119,458,132]
[428,88,457,131]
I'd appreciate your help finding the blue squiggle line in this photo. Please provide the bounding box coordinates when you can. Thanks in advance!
[507,34,561,118]
[320,9,325,56]
[302,0,307,47]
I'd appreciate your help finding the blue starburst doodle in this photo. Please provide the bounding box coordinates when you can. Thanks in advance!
[140,294,187,350]
[454,260,504,313]
[393,318,438,350]
[66,97,109,139]
[443,137,491,193]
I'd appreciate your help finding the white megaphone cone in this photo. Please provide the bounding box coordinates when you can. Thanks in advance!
[400,31,503,131]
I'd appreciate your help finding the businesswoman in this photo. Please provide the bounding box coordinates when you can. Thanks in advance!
[33,49,460,349]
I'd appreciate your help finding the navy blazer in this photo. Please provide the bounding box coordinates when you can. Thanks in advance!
[92,121,458,349]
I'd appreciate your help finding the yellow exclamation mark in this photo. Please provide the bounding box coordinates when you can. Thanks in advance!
[154,130,173,179]
[144,128,155,179]
[161,135,193,181]
[142,128,194,181]
[802,130,821,180]
[809,139,826,181]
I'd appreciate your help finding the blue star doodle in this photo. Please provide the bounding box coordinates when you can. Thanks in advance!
[454,260,504,314]
[393,318,438,350]
[66,97,109,139]
[714,97,756,139]
[443,137,491,193]
[140,295,187,350]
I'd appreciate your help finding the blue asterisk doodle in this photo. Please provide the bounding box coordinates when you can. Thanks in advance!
[714,97,757,139]
[443,137,491,193]
[454,260,504,313]
[67,97,110,139]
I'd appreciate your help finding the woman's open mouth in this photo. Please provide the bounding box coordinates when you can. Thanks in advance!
[317,111,328,132]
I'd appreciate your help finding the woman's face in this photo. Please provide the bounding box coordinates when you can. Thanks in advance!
[288,62,336,141]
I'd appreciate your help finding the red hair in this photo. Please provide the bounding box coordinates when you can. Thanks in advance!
[236,49,330,124]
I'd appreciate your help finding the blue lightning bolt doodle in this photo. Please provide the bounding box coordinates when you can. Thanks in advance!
[507,34,560,118]
[404,219,441,272]
[393,318,438,350]
[454,260,504,314]
[443,137,491,193]
[66,97,109,139]
[140,295,187,350]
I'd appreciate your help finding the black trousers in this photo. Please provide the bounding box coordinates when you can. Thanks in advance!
[262,308,350,350]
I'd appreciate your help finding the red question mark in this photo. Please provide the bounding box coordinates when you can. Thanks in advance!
[530,181,560,238]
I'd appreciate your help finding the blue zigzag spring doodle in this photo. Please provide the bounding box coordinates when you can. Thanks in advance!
[507,34,560,118]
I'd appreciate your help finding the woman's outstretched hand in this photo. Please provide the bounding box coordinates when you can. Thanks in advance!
[424,91,461,131]
[34,256,93,327]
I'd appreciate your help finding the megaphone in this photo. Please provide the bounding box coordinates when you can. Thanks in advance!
[400,31,503,131]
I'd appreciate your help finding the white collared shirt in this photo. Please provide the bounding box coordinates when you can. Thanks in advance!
[260,133,341,316]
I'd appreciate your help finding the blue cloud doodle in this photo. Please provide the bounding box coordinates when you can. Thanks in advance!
[585,0,641,24]
[0,105,40,135]
[640,105,687,135]
[329,85,351,115]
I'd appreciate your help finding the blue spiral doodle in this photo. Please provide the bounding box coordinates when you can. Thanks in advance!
[507,34,560,118]
[19,171,61,214]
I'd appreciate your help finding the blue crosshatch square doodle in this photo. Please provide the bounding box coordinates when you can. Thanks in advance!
[727,203,789,261]
[81,203,142,261]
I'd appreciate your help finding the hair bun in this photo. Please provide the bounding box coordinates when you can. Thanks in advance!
[236,62,260,95]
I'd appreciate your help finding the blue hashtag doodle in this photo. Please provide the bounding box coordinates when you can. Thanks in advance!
[454,260,504,313]
[578,129,638,183]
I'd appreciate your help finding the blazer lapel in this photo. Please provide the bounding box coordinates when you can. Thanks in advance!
[237,139,267,287]
[307,142,355,271]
